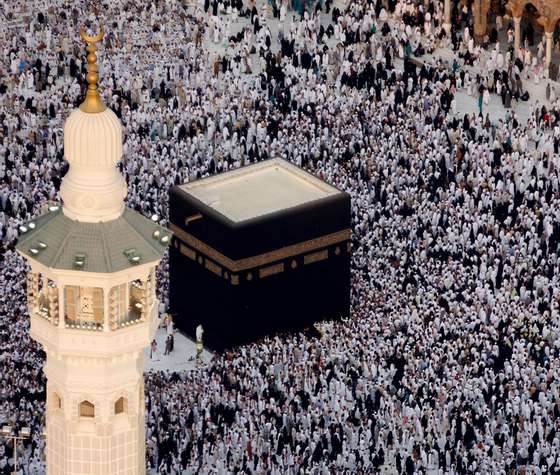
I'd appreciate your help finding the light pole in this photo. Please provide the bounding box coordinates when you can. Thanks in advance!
[0,426,31,475]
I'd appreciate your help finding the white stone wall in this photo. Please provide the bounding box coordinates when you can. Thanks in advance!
[44,350,147,474]
[46,396,144,474]
[28,272,160,475]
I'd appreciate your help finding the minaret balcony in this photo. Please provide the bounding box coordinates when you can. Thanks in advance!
[29,300,160,357]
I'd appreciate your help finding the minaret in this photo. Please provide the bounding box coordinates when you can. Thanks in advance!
[16,27,169,475]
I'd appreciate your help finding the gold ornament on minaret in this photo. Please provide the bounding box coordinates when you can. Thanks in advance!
[79,26,107,113]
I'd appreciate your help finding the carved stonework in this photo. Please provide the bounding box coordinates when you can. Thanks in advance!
[506,0,560,30]
[538,12,560,33]
[48,285,59,324]
[27,272,39,310]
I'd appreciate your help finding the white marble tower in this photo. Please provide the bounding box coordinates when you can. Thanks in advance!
[16,28,170,475]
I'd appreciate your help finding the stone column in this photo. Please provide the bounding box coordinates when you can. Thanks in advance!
[148,268,156,310]
[514,16,522,54]
[443,0,452,33]
[141,275,154,322]
[108,286,119,330]
[58,285,65,329]
[103,287,110,332]
[545,31,553,68]
[27,272,39,311]
[48,285,59,325]
[472,0,489,42]
[125,283,130,323]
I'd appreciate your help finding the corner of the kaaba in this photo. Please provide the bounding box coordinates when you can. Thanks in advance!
[168,160,352,352]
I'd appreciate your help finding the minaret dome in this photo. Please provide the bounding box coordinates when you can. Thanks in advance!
[60,27,127,223]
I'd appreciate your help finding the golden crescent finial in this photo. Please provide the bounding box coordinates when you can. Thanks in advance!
[80,26,105,45]
[79,25,107,113]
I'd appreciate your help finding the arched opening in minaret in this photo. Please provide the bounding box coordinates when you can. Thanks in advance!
[79,401,95,418]
[64,286,104,329]
[52,393,62,410]
[114,397,127,415]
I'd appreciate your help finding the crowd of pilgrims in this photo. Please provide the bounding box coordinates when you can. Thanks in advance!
[2,0,560,473]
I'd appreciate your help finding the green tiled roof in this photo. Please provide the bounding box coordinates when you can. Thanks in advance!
[16,208,171,273]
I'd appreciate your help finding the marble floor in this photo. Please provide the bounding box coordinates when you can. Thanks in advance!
[144,327,213,373]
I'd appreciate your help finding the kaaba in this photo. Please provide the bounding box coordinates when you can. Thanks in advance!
[168,158,351,351]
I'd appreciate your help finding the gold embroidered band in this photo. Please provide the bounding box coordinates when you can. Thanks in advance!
[170,224,351,272]
[259,262,285,278]
[180,243,196,260]
[304,249,329,265]
[205,259,222,276]
[185,213,203,226]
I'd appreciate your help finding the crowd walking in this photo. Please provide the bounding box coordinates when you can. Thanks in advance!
[1,0,560,473]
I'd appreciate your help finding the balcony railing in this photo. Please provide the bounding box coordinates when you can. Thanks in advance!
[30,300,161,356]
[33,305,155,332]
[64,319,104,331]
[114,309,144,329]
